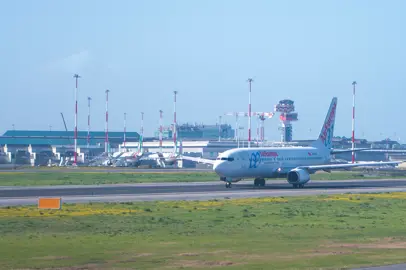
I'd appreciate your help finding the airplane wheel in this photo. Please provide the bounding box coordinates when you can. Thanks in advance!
[225,182,231,188]
[299,184,305,188]
[254,178,265,187]
[292,184,298,188]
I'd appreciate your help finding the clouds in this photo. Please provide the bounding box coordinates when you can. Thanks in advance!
[44,50,90,74]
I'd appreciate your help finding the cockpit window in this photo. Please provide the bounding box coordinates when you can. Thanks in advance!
[220,157,234,161]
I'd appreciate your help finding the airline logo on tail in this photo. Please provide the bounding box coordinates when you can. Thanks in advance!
[319,98,337,148]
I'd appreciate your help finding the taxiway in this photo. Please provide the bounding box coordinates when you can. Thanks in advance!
[1,179,406,206]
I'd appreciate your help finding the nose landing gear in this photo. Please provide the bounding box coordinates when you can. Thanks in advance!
[225,182,232,188]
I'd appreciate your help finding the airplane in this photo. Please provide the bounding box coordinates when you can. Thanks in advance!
[180,97,404,188]
[145,140,183,167]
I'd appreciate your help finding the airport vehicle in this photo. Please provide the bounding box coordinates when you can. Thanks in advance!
[181,97,403,188]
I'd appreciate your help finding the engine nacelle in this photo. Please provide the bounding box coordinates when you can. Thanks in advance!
[287,168,310,185]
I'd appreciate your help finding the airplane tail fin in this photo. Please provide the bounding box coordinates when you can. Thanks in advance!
[173,140,183,157]
[311,97,337,150]
[135,136,143,156]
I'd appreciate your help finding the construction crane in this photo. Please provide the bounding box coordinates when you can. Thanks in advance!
[224,111,274,142]
[60,112,68,132]
[60,112,73,145]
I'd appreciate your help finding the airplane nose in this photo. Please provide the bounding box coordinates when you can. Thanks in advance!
[213,161,225,175]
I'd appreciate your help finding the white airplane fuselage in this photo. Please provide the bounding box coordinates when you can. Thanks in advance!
[213,146,330,182]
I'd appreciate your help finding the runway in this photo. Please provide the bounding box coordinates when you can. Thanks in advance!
[1,179,406,206]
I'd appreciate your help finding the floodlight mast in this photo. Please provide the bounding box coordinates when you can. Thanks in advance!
[73,74,80,165]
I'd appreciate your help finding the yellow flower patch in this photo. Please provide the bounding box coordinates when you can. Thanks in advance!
[157,197,288,210]
[320,192,406,203]
[0,204,140,218]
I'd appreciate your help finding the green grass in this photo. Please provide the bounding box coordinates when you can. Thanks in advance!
[1,193,406,269]
[0,171,218,186]
[0,170,404,186]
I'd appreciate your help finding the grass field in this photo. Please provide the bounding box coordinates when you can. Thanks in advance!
[0,170,404,186]
[1,193,406,269]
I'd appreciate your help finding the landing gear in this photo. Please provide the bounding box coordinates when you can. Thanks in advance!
[254,178,266,187]
[225,182,232,188]
[292,183,305,188]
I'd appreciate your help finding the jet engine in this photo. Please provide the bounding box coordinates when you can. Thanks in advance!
[287,168,310,185]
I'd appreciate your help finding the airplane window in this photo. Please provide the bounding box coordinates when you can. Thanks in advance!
[228,157,234,161]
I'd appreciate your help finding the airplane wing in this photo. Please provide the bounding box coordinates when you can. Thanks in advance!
[363,149,406,153]
[298,160,404,171]
[331,148,369,154]
[331,148,406,154]
[180,155,216,165]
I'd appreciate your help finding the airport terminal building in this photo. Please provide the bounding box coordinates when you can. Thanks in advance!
[0,130,139,165]
[1,127,405,167]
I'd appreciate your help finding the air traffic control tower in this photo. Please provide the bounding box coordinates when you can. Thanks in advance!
[274,99,298,142]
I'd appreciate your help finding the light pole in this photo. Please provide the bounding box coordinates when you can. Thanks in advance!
[247,78,253,148]
[87,97,91,149]
[173,90,178,146]
[105,89,110,153]
[352,81,357,163]
[141,112,144,139]
[73,74,80,165]
[123,112,127,148]
[159,110,163,153]
[218,115,222,142]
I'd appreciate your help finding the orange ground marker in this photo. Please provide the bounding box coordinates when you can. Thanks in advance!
[38,197,62,209]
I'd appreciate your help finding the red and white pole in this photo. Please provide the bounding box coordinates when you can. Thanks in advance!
[73,74,80,165]
[87,97,91,148]
[138,112,144,155]
[123,112,127,148]
[256,116,259,143]
[352,81,357,163]
[159,110,163,152]
[173,90,178,146]
[105,89,110,153]
[247,78,253,148]
[141,112,144,138]
[218,116,222,141]
[235,114,239,142]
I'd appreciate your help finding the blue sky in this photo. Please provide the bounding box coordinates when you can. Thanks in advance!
[1,0,404,142]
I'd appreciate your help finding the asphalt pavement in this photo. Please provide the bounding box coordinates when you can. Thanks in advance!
[1,178,406,206]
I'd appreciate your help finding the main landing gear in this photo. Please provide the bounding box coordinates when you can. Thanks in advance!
[254,178,266,187]
[292,183,305,188]
[225,182,232,188]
